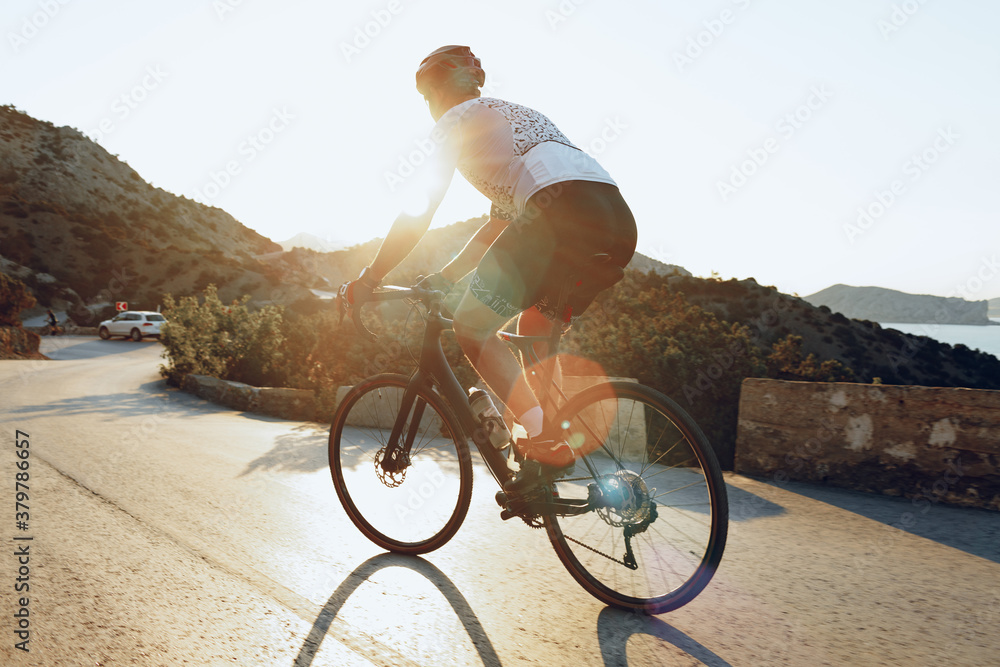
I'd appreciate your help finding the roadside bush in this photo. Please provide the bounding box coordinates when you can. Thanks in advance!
[278,299,478,417]
[159,285,285,387]
[765,334,856,382]
[563,273,765,468]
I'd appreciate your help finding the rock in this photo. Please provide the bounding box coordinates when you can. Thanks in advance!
[0,326,46,360]
[253,387,317,421]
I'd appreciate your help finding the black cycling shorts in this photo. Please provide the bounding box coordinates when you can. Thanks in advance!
[469,180,637,323]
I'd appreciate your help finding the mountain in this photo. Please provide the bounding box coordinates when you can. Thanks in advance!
[259,218,691,296]
[663,275,1000,388]
[277,232,347,253]
[991,297,1000,319]
[0,104,312,321]
[804,284,991,325]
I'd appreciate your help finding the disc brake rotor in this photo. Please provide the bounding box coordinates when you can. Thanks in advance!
[374,446,409,488]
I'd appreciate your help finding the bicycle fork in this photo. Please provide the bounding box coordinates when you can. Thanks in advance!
[379,381,425,475]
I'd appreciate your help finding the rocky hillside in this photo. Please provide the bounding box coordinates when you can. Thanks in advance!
[805,284,991,325]
[277,232,347,253]
[669,276,1000,389]
[2,104,688,321]
[261,218,690,295]
[0,104,303,320]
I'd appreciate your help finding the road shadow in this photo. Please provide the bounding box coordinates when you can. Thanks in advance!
[10,380,195,420]
[597,607,732,666]
[39,336,162,360]
[724,480,787,522]
[241,423,330,476]
[771,479,1000,564]
[294,553,501,667]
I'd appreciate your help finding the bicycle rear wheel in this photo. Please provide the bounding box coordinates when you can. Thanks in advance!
[545,381,728,614]
[330,373,472,555]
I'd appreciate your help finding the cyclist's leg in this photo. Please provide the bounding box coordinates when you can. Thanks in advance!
[452,292,538,422]
[452,212,557,436]
[516,306,562,411]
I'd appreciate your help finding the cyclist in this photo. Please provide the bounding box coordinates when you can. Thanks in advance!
[46,309,59,335]
[340,45,636,491]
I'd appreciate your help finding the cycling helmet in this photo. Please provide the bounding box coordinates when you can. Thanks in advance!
[415,45,485,97]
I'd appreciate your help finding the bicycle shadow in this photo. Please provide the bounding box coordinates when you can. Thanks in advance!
[596,607,732,667]
[293,553,502,667]
[241,422,464,478]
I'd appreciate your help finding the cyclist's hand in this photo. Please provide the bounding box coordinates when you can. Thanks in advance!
[337,268,379,323]
[414,272,454,294]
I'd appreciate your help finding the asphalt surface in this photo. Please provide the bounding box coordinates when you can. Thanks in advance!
[0,336,998,666]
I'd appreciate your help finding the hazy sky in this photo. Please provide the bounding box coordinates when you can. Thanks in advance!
[5,0,999,300]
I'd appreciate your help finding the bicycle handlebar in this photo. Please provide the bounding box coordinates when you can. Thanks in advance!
[344,284,447,342]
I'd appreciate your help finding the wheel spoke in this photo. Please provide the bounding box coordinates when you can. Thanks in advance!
[330,375,473,555]
[546,382,728,613]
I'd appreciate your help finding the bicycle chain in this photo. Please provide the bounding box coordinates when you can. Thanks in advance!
[564,534,633,568]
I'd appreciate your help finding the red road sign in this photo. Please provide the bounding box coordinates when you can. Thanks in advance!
[116,302,128,311]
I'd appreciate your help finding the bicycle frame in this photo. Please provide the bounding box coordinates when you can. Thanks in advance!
[358,287,618,489]
[362,288,555,486]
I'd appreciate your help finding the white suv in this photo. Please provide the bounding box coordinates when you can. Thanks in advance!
[98,311,167,341]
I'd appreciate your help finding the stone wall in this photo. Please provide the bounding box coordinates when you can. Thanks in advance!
[182,374,317,421]
[735,378,1000,510]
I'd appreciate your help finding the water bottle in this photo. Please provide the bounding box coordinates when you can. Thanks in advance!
[468,389,511,450]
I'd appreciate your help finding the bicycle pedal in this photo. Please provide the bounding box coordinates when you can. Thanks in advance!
[499,508,518,521]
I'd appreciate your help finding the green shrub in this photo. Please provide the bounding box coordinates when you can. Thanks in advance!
[766,334,856,382]
[159,285,285,387]
[562,273,765,467]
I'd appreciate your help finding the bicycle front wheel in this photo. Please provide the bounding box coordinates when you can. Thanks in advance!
[330,374,473,555]
[545,382,728,614]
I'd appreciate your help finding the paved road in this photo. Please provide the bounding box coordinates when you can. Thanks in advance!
[1,336,998,666]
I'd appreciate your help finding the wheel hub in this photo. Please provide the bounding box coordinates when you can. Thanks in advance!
[595,470,652,528]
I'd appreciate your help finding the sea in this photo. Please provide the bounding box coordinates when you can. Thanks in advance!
[878,319,1000,360]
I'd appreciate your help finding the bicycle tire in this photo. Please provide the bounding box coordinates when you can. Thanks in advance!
[545,381,728,614]
[330,373,473,554]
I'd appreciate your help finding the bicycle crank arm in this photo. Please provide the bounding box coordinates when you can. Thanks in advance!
[497,493,592,521]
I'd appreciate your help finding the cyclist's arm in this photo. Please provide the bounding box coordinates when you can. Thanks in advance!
[439,213,510,284]
[366,133,459,283]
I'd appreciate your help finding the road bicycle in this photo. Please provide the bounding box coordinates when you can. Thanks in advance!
[329,263,728,614]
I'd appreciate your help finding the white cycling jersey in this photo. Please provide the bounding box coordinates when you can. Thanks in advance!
[433,97,616,220]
